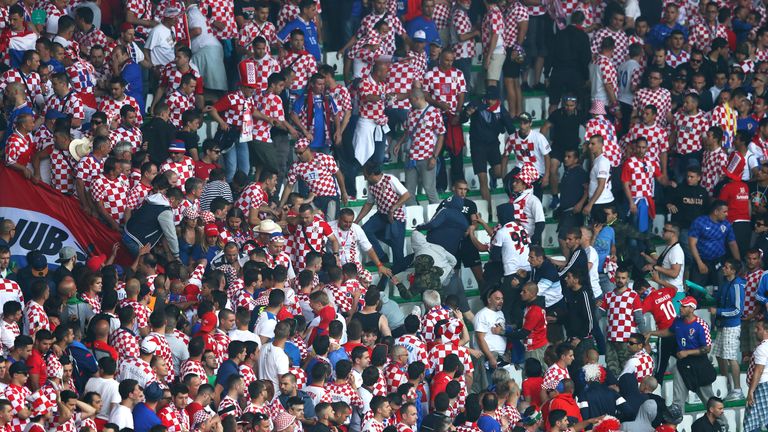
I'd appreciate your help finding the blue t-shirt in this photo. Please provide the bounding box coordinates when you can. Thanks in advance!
[477,414,502,432]
[293,94,338,149]
[669,316,710,351]
[285,341,301,366]
[133,403,162,432]
[405,17,439,52]
[688,215,736,261]
[215,359,240,393]
[594,226,615,272]
[277,18,321,60]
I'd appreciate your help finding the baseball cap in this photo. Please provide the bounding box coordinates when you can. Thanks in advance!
[199,312,217,333]
[163,7,182,18]
[45,109,67,120]
[680,296,697,308]
[86,254,107,272]
[140,339,158,354]
[413,30,427,43]
[30,253,48,277]
[204,224,220,237]
[55,247,77,264]
[517,112,533,123]
[144,382,164,401]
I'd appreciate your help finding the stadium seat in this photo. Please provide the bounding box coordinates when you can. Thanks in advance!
[426,203,441,221]
[474,200,489,222]
[465,166,480,190]
[678,414,694,432]
[711,376,728,398]
[355,176,369,199]
[405,205,425,231]
[542,223,559,249]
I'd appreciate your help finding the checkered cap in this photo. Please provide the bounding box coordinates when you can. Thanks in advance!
[193,409,213,428]
[183,205,199,220]
[515,163,539,187]
[200,211,215,224]
[295,138,310,151]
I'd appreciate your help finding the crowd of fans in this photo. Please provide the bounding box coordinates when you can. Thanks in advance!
[4,0,768,430]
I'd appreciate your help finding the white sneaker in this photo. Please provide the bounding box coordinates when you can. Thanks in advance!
[410,305,422,317]
[725,389,744,401]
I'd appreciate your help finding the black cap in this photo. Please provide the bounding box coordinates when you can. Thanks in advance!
[9,361,28,376]
[518,112,533,123]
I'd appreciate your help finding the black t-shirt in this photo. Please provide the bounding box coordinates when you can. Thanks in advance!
[559,165,588,210]
[547,109,587,152]
[437,195,477,224]
[234,0,256,21]
[669,183,710,229]
[176,130,199,153]
[691,415,723,432]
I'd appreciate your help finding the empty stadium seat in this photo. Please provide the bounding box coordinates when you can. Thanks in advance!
[405,205,425,231]
[355,176,369,199]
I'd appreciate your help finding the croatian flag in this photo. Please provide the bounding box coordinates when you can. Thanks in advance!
[0,28,37,68]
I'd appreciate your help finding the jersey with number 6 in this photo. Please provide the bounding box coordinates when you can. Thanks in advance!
[641,286,677,330]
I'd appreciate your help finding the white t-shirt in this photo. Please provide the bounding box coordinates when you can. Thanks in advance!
[84,377,121,420]
[109,405,134,430]
[491,222,531,276]
[187,5,222,51]
[753,339,768,384]
[304,385,327,405]
[511,131,552,176]
[617,59,642,105]
[258,342,290,388]
[328,220,373,266]
[624,0,641,20]
[660,243,685,292]
[229,329,261,344]
[473,307,507,355]
[145,24,175,67]
[514,190,546,237]
[589,154,614,204]
[585,246,602,299]
[255,311,278,340]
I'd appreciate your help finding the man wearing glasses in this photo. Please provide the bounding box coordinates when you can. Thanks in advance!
[632,70,672,127]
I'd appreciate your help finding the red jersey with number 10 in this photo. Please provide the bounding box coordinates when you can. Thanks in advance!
[641,286,677,330]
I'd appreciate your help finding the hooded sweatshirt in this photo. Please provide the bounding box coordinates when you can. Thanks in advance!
[421,196,470,255]
[124,193,179,259]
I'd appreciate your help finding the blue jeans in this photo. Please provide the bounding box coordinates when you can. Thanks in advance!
[224,140,251,182]
[363,213,405,265]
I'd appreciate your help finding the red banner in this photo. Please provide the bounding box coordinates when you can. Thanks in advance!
[0,167,131,267]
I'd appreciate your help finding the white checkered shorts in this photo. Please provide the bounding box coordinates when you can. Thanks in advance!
[712,325,741,360]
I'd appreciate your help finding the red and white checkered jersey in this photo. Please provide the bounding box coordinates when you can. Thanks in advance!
[406,106,445,161]
[665,49,690,69]
[82,292,101,313]
[504,130,551,175]
[397,423,416,432]
[289,215,333,270]
[235,289,259,312]
[325,283,353,313]
[109,125,143,152]
[542,363,570,390]
[46,91,85,124]
[625,349,654,382]
[745,269,764,318]
[160,156,195,193]
[596,54,617,93]
[423,67,467,116]
[482,5,506,51]
[125,0,156,36]
[633,87,672,127]
[212,89,255,129]
[432,3,449,29]
[4,131,32,167]
[585,116,620,167]
[99,96,143,126]
[357,13,405,56]
[289,365,307,389]
[161,64,203,95]
[387,52,427,110]
[428,342,474,376]
[276,3,299,29]
[758,47,768,63]
[180,359,207,380]
[239,56,281,94]
[280,50,318,92]
[621,122,669,163]
[322,382,364,408]
[158,404,189,432]
[75,27,109,57]
[238,21,277,49]
[504,2,529,48]
[455,422,482,432]
[330,84,352,115]
[4,384,30,432]
[591,27,630,67]
[166,90,195,128]
[120,299,150,331]
[253,92,284,142]
[125,182,152,210]
[0,279,22,311]
[421,306,451,344]
[118,356,158,388]
[0,69,42,106]
[236,182,269,215]
[363,417,386,432]
[689,22,728,52]
[672,110,709,154]
[358,75,389,124]
[32,128,54,163]
[145,332,175,383]
[23,301,49,336]
[66,60,96,105]
[236,363,256,388]
[620,156,660,200]
[367,174,407,222]
[110,327,141,360]
[701,147,727,193]
[452,7,476,59]
[201,0,236,39]
[218,395,242,418]
[287,153,339,197]
[395,334,428,365]
[599,288,642,342]
[91,175,130,224]
[384,362,409,394]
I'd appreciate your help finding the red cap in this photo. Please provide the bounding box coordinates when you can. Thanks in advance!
[680,296,698,308]
[199,312,217,333]
[184,284,200,297]
[86,254,107,272]
[120,23,133,33]
[204,224,219,237]
[239,61,260,89]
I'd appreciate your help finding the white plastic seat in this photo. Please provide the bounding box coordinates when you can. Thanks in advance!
[405,205,425,231]
[678,414,694,432]
[426,203,441,221]
[355,176,369,199]
[461,267,479,292]
[474,200,489,223]
[542,223,559,249]
[711,376,728,398]
[465,167,480,190]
